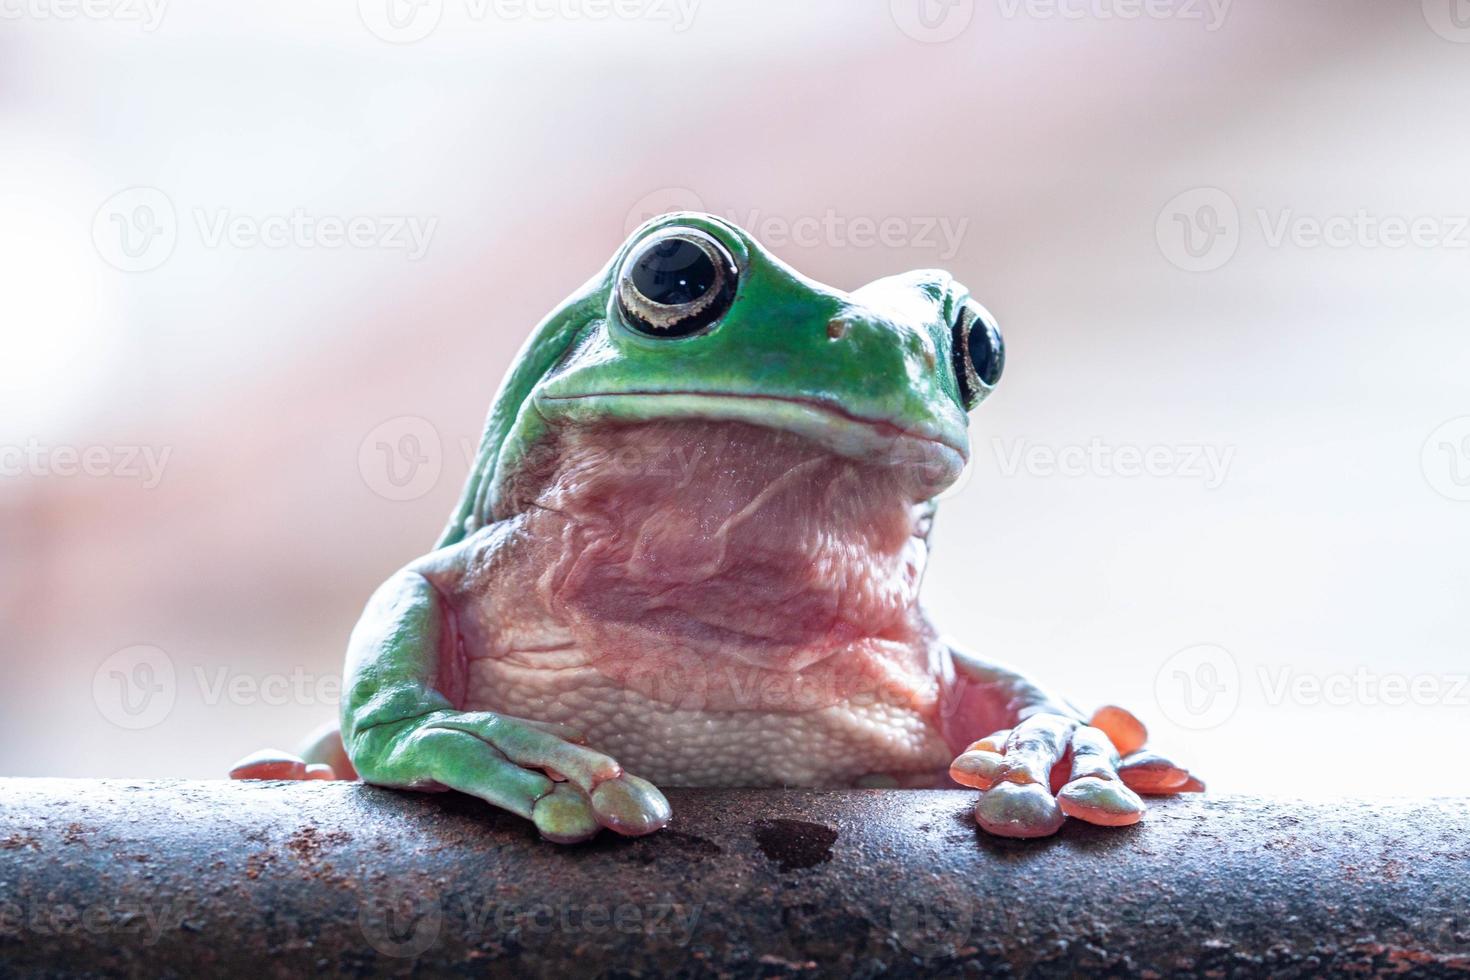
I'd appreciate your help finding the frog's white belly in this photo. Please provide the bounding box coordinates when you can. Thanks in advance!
[463,654,952,787]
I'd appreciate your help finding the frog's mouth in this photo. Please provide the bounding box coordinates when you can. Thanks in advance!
[534,389,967,498]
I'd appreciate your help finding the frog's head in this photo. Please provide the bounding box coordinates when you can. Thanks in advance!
[441,212,1003,546]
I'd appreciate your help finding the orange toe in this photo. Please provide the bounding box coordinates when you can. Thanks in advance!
[950,750,1003,790]
[1090,705,1148,756]
[229,749,309,780]
[1118,751,1191,794]
[1057,776,1145,826]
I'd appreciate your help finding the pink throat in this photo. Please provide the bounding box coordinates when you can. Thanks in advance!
[512,420,934,670]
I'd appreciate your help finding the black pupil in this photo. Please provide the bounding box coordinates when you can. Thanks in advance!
[970,321,1003,386]
[631,238,716,306]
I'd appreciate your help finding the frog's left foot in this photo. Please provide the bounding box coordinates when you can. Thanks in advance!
[950,708,1202,838]
[229,748,339,780]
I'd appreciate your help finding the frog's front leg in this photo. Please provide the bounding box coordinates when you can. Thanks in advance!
[341,565,670,843]
[942,645,1202,838]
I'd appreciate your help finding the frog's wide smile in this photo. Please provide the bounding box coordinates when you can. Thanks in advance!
[535,388,969,475]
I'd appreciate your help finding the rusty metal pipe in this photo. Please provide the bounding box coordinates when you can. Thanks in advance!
[1,780,1467,977]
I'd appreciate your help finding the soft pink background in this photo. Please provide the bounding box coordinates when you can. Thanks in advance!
[3,0,1468,796]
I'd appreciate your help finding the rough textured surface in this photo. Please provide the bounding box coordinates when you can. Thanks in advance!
[1,780,1468,978]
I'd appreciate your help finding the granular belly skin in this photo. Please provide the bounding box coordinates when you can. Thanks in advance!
[464,655,953,787]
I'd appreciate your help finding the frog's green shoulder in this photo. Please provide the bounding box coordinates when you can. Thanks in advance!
[433,262,612,549]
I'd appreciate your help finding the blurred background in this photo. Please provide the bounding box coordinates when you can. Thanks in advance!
[2,0,1468,797]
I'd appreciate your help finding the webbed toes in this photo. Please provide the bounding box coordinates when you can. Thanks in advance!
[955,709,1200,838]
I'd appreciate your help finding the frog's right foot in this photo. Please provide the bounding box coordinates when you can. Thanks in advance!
[229,748,339,780]
[348,711,671,844]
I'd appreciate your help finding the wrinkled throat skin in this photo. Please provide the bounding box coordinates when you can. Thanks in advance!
[433,419,959,786]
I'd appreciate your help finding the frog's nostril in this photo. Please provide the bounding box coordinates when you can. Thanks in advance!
[826,318,850,341]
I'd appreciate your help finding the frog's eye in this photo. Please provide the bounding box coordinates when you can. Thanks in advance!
[952,300,1004,410]
[616,228,738,338]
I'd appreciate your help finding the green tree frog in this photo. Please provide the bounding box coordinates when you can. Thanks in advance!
[232,212,1200,840]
